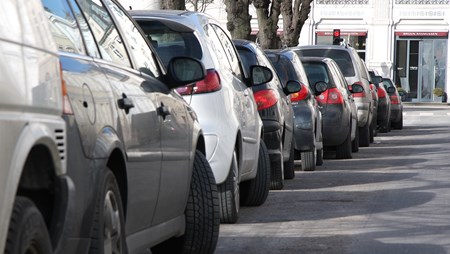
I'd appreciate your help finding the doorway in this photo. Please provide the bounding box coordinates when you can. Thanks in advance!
[395,38,447,102]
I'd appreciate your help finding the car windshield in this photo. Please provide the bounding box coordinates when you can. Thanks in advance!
[136,20,203,68]
[299,49,355,77]
[302,62,330,86]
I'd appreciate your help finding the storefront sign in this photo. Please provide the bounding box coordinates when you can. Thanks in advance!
[316,31,367,36]
[395,32,448,37]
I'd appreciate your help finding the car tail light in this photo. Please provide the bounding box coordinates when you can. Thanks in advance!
[176,69,221,95]
[315,90,328,105]
[377,87,387,98]
[60,64,74,115]
[390,94,400,105]
[254,89,279,111]
[326,88,344,104]
[290,83,309,102]
[351,81,365,98]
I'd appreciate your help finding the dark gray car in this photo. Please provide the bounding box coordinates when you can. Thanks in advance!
[41,0,219,253]
[301,57,360,159]
[265,49,325,171]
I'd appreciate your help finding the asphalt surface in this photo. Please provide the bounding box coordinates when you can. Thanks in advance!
[216,104,450,254]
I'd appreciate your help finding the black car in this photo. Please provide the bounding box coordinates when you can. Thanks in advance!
[369,70,392,133]
[265,49,325,171]
[41,0,220,253]
[382,78,404,129]
[302,57,360,159]
[234,39,301,189]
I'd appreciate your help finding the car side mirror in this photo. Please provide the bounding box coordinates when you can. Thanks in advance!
[165,57,206,89]
[250,65,273,86]
[314,81,328,95]
[387,86,396,94]
[284,80,301,95]
[349,83,364,93]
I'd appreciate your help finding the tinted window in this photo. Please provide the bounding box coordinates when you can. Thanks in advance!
[42,0,86,54]
[299,49,355,77]
[137,20,202,69]
[303,62,331,85]
[236,48,257,73]
[211,25,242,79]
[268,55,297,85]
[104,0,159,77]
[77,0,131,67]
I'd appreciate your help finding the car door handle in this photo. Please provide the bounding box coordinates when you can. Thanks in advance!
[117,93,134,114]
[158,103,171,119]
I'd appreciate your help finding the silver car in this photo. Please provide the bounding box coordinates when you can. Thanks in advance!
[294,45,374,147]
[131,10,273,223]
[0,0,70,252]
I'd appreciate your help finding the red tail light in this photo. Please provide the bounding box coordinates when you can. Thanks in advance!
[254,89,279,110]
[176,69,221,95]
[316,90,328,105]
[290,83,309,102]
[390,94,400,105]
[351,82,365,98]
[326,88,344,104]
[377,87,387,98]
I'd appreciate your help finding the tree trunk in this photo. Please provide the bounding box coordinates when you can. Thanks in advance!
[253,0,282,49]
[224,0,252,40]
[161,0,185,10]
[281,0,312,47]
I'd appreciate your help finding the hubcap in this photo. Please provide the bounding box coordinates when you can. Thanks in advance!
[103,190,122,254]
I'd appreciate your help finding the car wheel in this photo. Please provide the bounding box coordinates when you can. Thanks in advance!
[316,148,324,166]
[336,127,352,159]
[270,140,284,190]
[89,169,126,254]
[301,149,316,171]
[5,197,52,254]
[379,113,390,133]
[283,139,295,180]
[218,149,239,223]
[352,124,359,153]
[392,113,403,130]
[153,150,220,254]
[240,140,271,206]
[359,120,371,147]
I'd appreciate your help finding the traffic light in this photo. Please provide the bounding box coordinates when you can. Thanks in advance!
[333,29,342,45]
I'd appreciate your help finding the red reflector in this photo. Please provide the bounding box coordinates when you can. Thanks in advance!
[290,83,309,102]
[176,69,221,95]
[254,89,279,111]
[326,88,344,104]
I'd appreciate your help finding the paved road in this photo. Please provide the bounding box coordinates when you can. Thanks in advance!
[216,104,450,254]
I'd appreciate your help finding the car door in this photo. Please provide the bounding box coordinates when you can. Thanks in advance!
[77,0,161,233]
[104,0,192,226]
[209,24,260,173]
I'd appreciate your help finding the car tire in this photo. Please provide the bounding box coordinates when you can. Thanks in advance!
[153,150,220,254]
[352,124,359,153]
[270,140,284,190]
[336,127,352,159]
[316,148,324,166]
[301,150,317,171]
[89,169,127,254]
[379,113,390,133]
[283,139,295,180]
[359,120,371,147]
[392,114,403,130]
[240,140,271,206]
[218,149,240,223]
[5,196,52,254]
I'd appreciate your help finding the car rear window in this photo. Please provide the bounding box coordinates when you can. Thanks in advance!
[302,62,330,86]
[267,55,297,85]
[236,48,257,73]
[137,20,203,68]
[299,49,355,77]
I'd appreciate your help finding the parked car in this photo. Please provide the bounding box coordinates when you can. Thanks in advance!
[0,1,70,253]
[265,49,325,171]
[294,45,374,147]
[369,70,391,133]
[131,10,273,223]
[381,78,404,129]
[233,39,300,188]
[41,0,220,253]
[301,56,360,159]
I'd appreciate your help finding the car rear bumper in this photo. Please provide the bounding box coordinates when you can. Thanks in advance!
[292,104,315,151]
[262,119,282,161]
[322,105,350,146]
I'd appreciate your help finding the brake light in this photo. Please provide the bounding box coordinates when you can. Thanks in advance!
[377,87,387,98]
[254,89,279,111]
[176,69,221,95]
[390,94,400,105]
[60,63,73,115]
[352,82,365,98]
[315,90,328,105]
[290,83,309,102]
[326,88,344,104]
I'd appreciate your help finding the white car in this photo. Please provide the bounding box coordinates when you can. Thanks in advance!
[0,0,70,252]
[131,10,273,223]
